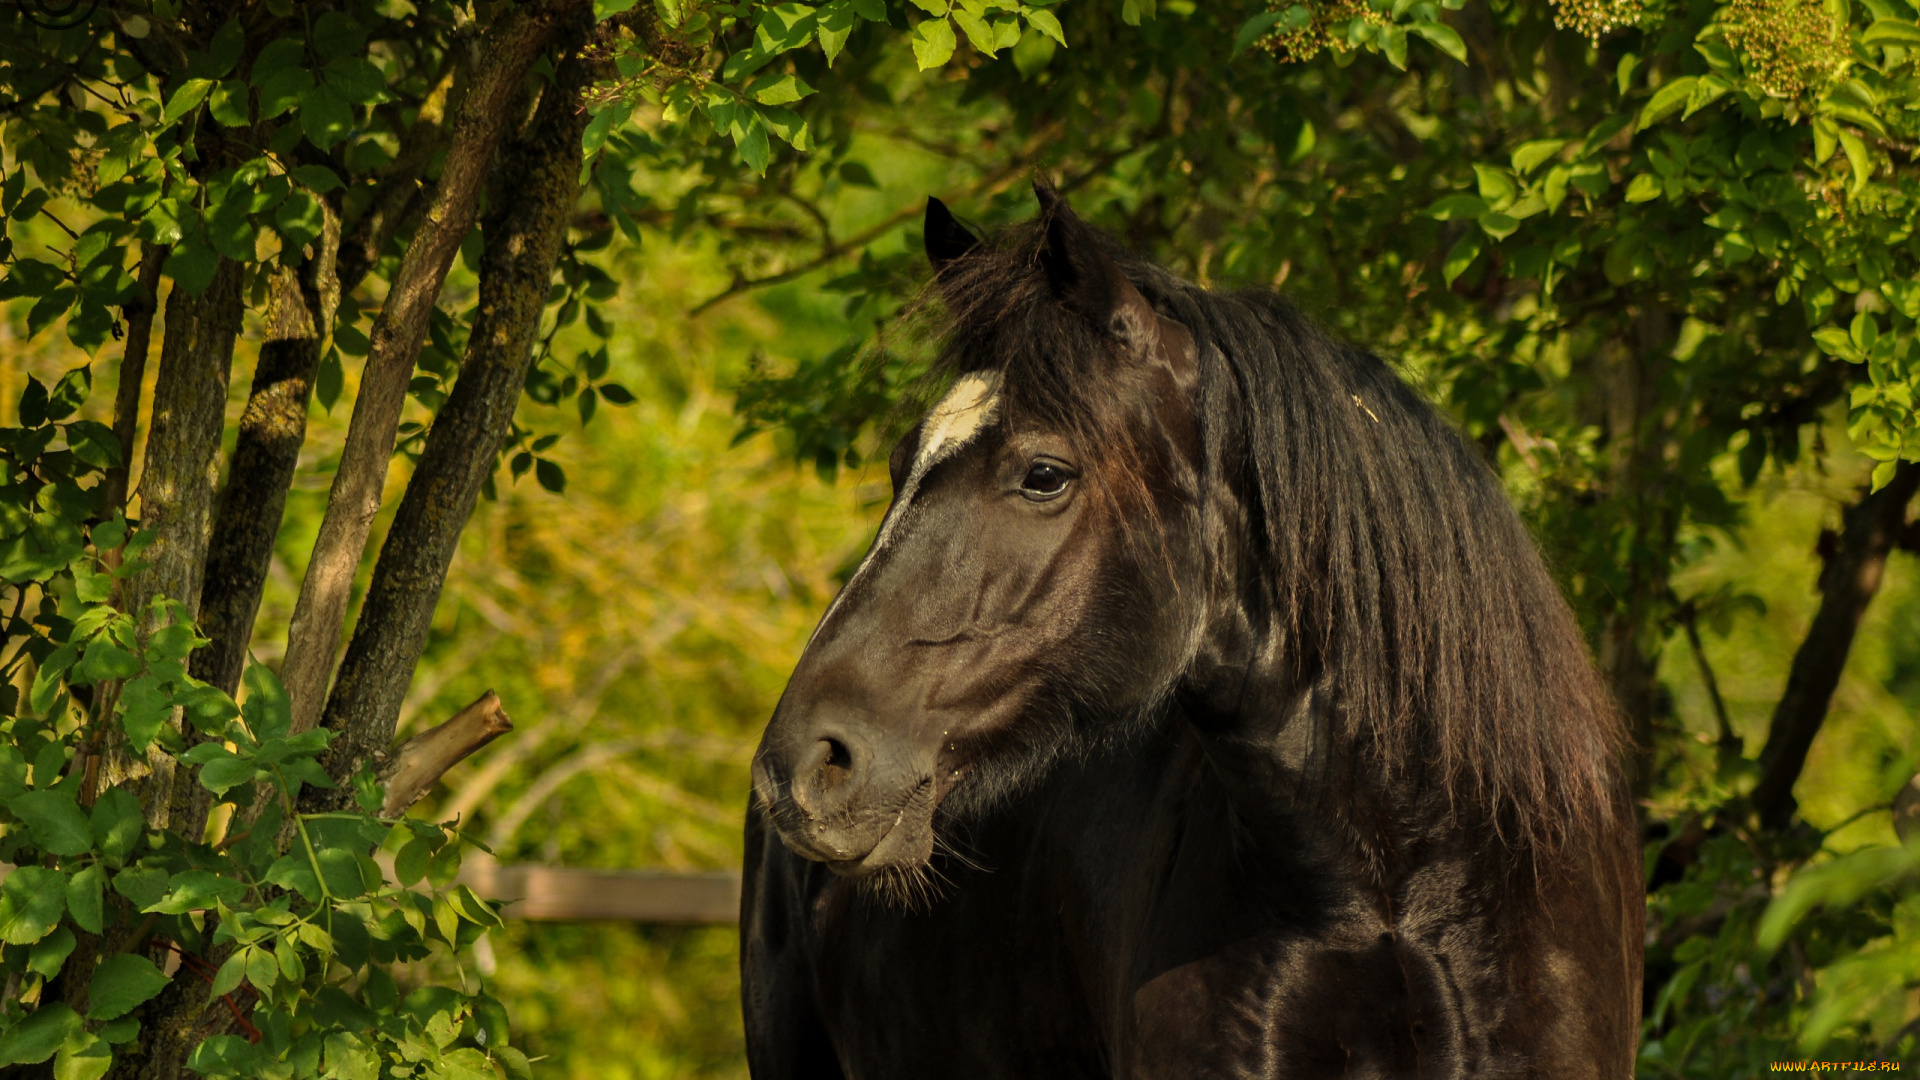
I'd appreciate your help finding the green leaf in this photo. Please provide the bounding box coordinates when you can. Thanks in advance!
[148,622,206,662]
[913,17,959,69]
[1838,128,1872,194]
[275,190,325,252]
[315,848,367,899]
[1624,174,1661,203]
[1477,211,1518,240]
[1408,21,1466,64]
[197,757,260,795]
[1812,116,1839,166]
[1874,460,1900,491]
[251,39,307,86]
[258,68,312,119]
[265,856,321,903]
[208,950,246,1001]
[73,636,140,683]
[394,835,432,887]
[246,943,279,992]
[206,19,246,77]
[1636,76,1697,131]
[27,289,77,340]
[162,79,215,125]
[734,114,772,175]
[1472,164,1516,205]
[0,1004,81,1067]
[0,867,68,945]
[144,870,246,914]
[91,787,143,859]
[53,1029,111,1080]
[301,86,355,151]
[1427,194,1488,221]
[27,926,76,978]
[1509,139,1565,176]
[313,11,368,60]
[242,663,293,741]
[31,642,79,715]
[952,8,1001,54]
[1863,17,1920,47]
[275,937,306,983]
[749,73,815,105]
[11,789,94,855]
[118,676,173,752]
[1758,843,1920,951]
[1681,74,1730,119]
[165,238,220,298]
[65,865,104,935]
[323,57,387,105]
[1025,7,1066,47]
[110,866,168,911]
[87,954,169,1020]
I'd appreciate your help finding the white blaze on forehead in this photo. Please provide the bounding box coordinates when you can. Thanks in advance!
[910,371,1003,482]
[811,371,1002,638]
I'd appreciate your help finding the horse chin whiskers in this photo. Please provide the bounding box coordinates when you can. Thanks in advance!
[858,860,943,913]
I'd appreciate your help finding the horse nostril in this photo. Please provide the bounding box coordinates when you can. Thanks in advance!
[819,737,853,783]
[788,731,862,815]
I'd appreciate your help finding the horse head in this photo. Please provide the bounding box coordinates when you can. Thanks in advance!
[750,185,1213,884]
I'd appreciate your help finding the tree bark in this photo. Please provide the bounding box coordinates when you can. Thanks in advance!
[379,690,515,816]
[103,246,168,516]
[277,0,572,740]
[193,236,337,699]
[311,47,589,804]
[1752,461,1920,830]
[101,260,244,828]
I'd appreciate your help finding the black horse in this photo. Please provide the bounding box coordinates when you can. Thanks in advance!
[742,185,1642,1079]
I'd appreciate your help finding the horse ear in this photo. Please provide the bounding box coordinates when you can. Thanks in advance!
[1033,181,1159,356]
[925,197,980,273]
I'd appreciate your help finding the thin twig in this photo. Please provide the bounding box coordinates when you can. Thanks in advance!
[687,159,1030,316]
[1678,601,1740,757]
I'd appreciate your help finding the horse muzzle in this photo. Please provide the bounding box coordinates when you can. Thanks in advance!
[751,724,938,876]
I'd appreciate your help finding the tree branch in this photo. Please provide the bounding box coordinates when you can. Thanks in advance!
[308,38,592,807]
[102,259,245,828]
[1752,461,1920,829]
[379,691,515,817]
[277,0,576,740]
[686,159,1034,316]
[101,244,167,517]
[194,214,339,700]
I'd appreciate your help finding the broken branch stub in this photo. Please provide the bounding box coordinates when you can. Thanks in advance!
[379,691,515,817]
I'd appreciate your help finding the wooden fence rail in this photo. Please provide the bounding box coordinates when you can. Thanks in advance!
[0,862,742,925]
[460,859,741,924]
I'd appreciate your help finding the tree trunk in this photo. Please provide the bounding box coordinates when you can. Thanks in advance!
[193,244,336,698]
[276,0,571,739]
[311,47,589,804]
[1751,461,1920,830]
[102,260,244,828]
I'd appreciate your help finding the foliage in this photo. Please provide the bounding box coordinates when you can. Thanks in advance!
[0,366,515,1077]
[0,0,1010,1074]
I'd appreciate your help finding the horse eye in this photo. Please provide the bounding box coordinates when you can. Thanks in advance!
[1020,461,1071,499]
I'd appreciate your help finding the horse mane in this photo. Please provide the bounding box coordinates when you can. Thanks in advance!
[918,217,1626,853]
